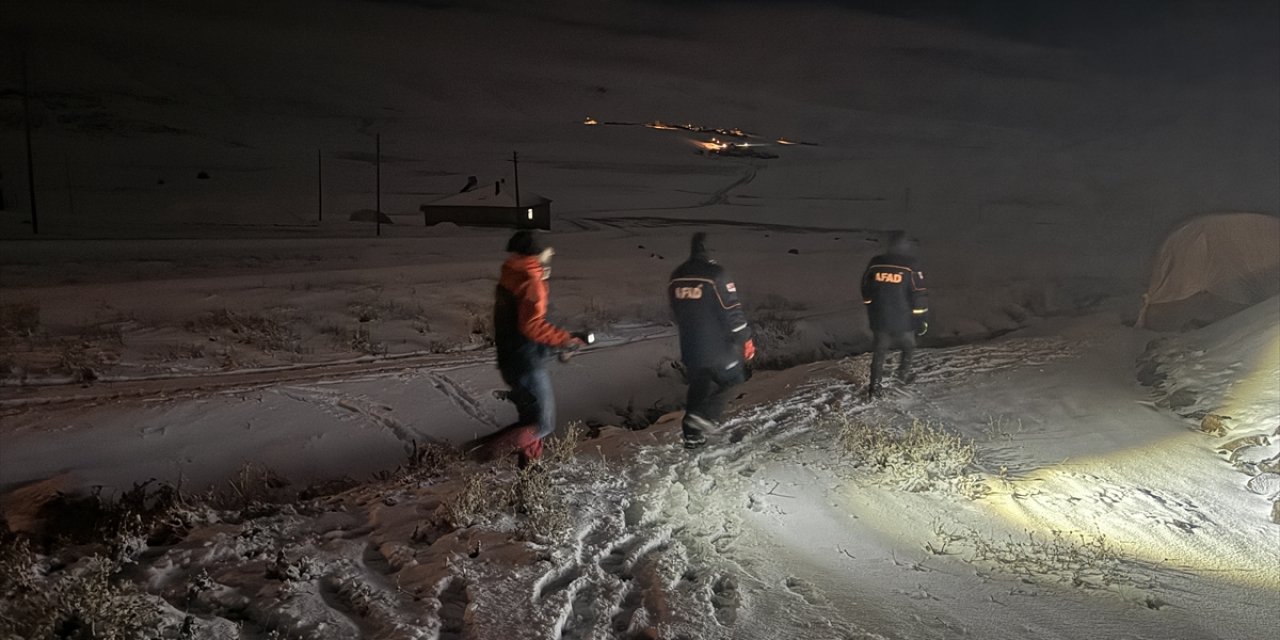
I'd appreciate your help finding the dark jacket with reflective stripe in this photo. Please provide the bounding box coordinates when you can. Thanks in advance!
[669,256,752,370]
[860,252,929,333]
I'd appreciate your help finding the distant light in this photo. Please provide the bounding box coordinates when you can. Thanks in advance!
[527,209,534,220]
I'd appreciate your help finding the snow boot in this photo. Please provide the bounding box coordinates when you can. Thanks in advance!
[684,413,718,435]
[484,424,543,464]
[517,435,544,467]
[683,432,707,450]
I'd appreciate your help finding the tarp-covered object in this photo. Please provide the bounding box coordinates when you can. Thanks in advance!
[1138,212,1280,331]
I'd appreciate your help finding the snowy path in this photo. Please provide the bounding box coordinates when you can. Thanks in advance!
[505,316,1277,639]
[0,328,684,493]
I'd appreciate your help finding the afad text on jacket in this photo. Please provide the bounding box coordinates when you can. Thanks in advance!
[860,252,929,334]
[668,256,752,371]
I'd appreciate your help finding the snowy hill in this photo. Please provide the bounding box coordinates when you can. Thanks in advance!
[0,1,1278,638]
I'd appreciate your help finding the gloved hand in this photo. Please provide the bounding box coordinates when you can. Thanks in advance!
[743,338,757,362]
[915,319,929,336]
[558,331,593,362]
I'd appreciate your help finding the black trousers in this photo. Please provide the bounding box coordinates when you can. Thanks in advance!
[683,365,746,438]
[869,330,915,388]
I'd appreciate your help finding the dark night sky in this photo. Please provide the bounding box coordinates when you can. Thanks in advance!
[0,0,1275,235]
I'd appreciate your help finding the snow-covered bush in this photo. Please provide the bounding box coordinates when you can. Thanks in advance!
[185,308,301,354]
[940,525,1156,595]
[0,538,165,639]
[439,425,584,539]
[835,415,983,495]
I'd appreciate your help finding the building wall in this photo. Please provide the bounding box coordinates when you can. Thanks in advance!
[421,204,551,230]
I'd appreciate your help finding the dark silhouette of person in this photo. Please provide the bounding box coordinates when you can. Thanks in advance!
[860,231,929,398]
[668,232,756,448]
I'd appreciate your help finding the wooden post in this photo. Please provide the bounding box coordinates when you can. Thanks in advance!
[509,150,524,228]
[317,149,322,223]
[375,133,381,237]
[63,152,74,219]
[512,150,521,209]
[22,48,38,234]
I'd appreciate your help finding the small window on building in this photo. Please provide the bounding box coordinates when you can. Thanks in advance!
[527,208,534,220]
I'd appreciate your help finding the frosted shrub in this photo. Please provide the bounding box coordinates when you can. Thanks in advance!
[836,416,983,495]
[0,539,164,639]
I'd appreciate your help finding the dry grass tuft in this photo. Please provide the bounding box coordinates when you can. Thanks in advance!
[0,302,40,337]
[24,480,201,562]
[438,423,585,539]
[836,415,984,496]
[0,537,165,638]
[463,303,494,347]
[939,525,1157,592]
[511,466,570,540]
[187,308,301,353]
[440,474,494,530]
[541,421,585,468]
[348,298,424,323]
[405,440,462,476]
[204,462,291,512]
[1199,414,1230,436]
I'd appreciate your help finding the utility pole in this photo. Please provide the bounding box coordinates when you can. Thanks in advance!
[22,48,38,235]
[510,150,521,209]
[63,152,74,219]
[375,133,381,237]
[317,149,322,223]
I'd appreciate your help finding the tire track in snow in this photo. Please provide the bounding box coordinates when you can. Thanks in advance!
[275,386,427,449]
[703,162,759,206]
[428,372,500,430]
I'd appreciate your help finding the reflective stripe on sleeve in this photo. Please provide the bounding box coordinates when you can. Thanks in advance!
[912,308,928,315]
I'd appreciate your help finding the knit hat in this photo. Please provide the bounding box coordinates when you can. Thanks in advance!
[888,230,912,253]
[690,232,710,259]
[506,230,546,256]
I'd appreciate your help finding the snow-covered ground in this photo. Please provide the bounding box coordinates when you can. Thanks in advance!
[5,302,1276,639]
[1,1,1278,638]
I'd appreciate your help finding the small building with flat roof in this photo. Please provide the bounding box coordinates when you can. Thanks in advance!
[420,180,551,230]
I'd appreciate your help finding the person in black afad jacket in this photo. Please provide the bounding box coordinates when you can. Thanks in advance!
[668,233,756,449]
[860,231,929,398]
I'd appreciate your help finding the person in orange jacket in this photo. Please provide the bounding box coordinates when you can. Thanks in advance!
[485,230,587,464]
